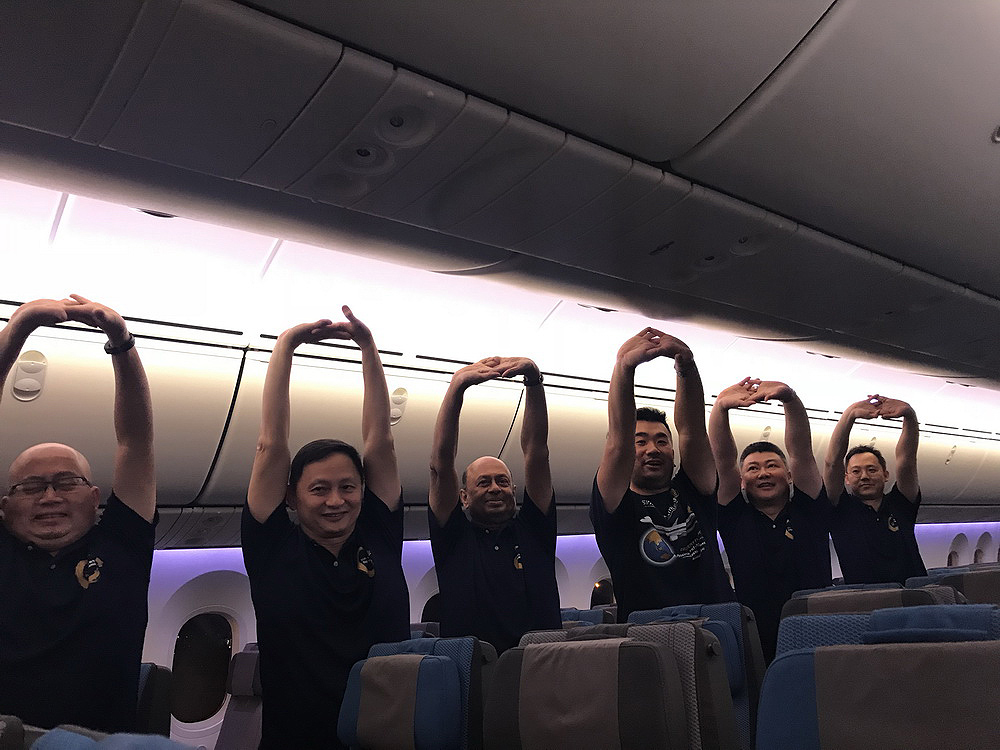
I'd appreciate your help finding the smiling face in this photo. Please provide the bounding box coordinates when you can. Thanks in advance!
[631,420,676,494]
[740,450,792,505]
[461,456,517,527]
[2,443,100,551]
[845,450,889,501]
[287,452,364,548]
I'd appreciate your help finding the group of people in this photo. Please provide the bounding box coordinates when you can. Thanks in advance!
[0,298,927,748]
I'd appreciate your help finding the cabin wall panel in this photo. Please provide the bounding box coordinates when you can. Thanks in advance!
[0,330,242,507]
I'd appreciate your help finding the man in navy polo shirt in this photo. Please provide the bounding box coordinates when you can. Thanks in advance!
[0,296,155,732]
[429,355,560,653]
[824,395,926,585]
[709,378,831,661]
[591,328,734,623]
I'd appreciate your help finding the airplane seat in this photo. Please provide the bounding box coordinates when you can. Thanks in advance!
[791,582,902,598]
[0,714,24,748]
[781,584,966,619]
[627,603,764,750]
[775,603,1000,656]
[213,646,262,750]
[483,637,691,750]
[135,663,172,737]
[560,607,616,624]
[410,621,441,638]
[757,639,1000,749]
[922,570,1000,604]
[519,620,739,750]
[364,637,497,750]
[338,654,462,750]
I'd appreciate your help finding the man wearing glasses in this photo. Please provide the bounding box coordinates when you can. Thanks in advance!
[0,296,155,734]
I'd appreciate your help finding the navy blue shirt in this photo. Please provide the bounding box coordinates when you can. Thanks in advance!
[0,494,155,732]
[242,489,410,750]
[718,485,832,661]
[430,491,561,653]
[591,468,735,623]
[831,484,927,585]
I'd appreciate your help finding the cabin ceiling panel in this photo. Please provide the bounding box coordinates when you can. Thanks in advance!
[284,68,469,206]
[674,0,1000,299]
[98,0,342,178]
[0,0,146,137]
[239,0,834,161]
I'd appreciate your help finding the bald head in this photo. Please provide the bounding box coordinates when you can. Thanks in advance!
[9,443,92,486]
[460,456,517,527]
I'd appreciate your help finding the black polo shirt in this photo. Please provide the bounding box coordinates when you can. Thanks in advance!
[590,468,735,623]
[430,491,560,653]
[0,494,155,732]
[718,485,832,661]
[830,485,927,585]
[242,489,409,750]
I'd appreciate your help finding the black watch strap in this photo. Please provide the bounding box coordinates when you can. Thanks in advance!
[104,334,136,355]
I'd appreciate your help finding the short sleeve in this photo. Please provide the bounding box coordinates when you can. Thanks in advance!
[241,502,294,577]
[358,487,403,554]
[97,493,156,563]
[518,490,556,550]
[716,493,745,534]
[428,503,468,562]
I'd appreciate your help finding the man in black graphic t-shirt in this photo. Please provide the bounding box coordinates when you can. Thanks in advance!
[823,395,926,584]
[591,328,734,623]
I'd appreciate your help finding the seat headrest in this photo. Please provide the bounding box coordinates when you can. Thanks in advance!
[227,650,262,697]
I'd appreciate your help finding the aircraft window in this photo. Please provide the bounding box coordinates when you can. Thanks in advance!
[171,613,233,724]
[947,551,959,567]
[421,593,441,623]
[975,548,985,564]
[590,577,615,608]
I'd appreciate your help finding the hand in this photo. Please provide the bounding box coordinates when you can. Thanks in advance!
[339,305,374,348]
[616,328,692,368]
[451,357,502,389]
[495,356,540,382]
[873,395,914,419]
[755,380,795,403]
[716,377,762,409]
[846,397,881,420]
[63,295,129,343]
[278,318,351,349]
[7,298,70,332]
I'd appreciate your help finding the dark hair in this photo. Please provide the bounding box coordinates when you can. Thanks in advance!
[845,445,887,470]
[635,407,671,438]
[739,441,787,466]
[289,439,364,487]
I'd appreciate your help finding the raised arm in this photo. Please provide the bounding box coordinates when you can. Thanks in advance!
[340,306,400,510]
[709,378,761,505]
[878,396,920,503]
[0,298,70,399]
[498,357,551,513]
[823,398,880,506]
[672,345,716,496]
[247,318,343,522]
[65,296,155,522]
[429,357,501,526]
[757,381,822,499]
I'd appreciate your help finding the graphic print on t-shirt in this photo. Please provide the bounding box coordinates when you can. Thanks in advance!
[636,489,706,567]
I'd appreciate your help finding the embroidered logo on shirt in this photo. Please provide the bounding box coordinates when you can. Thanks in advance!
[636,507,705,567]
[785,519,795,540]
[356,546,375,578]
[513,545,523,571]
[887,514,899,532]
[75,557,103,589]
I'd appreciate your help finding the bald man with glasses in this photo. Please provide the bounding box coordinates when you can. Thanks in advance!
[0,296,155,734]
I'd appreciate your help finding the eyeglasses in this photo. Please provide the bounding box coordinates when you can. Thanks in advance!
[7,476,92,498]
